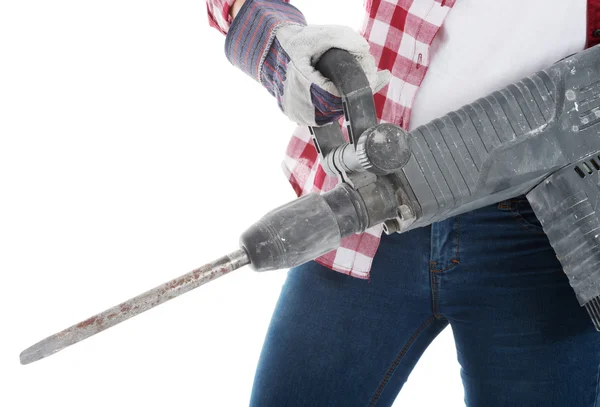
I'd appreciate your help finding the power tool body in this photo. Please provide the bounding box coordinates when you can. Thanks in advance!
[241,46,600,328]
[21,45,600,365]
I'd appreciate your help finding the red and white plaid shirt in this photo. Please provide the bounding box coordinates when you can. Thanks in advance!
[207,0,600,279]
[208,0,455,279]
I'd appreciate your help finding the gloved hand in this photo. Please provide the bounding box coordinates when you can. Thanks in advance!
[225,0,390,126]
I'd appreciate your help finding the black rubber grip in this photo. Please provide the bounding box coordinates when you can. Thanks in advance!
[315,48,370,96]
[313,48,378,145]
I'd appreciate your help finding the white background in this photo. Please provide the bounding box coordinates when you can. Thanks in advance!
[1,1,463,405]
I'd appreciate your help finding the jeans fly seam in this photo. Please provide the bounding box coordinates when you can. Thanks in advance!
[431,271,443,319]
[368,316,436,407]
[430,216,461,273]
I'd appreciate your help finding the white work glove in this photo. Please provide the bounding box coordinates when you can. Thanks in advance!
[225,0,390,126]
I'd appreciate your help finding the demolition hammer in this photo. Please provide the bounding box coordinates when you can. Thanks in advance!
[20,44,600,364]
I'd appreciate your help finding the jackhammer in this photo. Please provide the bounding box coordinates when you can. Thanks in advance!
[20,44,600,365]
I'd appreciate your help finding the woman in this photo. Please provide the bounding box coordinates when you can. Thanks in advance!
[207,0,600,405]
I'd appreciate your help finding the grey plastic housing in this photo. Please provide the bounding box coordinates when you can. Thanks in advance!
[240,45,600,329]
[527,156,600,328]
[402,47,600,227]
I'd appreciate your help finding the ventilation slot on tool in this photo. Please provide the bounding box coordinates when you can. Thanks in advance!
[347,125,353,144]
[343,101,349,121]
[575,159,600,178]
[312,138,321,155]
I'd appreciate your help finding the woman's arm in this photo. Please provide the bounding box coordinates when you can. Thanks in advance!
[231,0,245,18]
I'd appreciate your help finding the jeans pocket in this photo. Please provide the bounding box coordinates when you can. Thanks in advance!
[497,196,544,232]
[512,196,544,231]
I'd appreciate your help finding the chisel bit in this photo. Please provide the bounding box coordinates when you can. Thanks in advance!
[20,248,250,365]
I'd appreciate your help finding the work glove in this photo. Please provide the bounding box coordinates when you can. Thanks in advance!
[225,0,390,126]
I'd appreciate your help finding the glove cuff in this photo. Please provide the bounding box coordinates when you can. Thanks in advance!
[225,0,306,81]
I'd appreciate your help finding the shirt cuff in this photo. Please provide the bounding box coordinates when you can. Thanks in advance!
[224,0,306,81]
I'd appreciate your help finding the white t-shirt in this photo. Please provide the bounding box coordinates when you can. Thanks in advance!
[409,0,587,131]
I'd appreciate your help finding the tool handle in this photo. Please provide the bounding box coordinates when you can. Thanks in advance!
[311,48,378,148]
[315,48,370,98]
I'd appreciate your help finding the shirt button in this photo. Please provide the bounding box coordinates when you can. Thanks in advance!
[594,29,600,37]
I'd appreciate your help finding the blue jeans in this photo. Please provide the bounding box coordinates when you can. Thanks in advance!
[250,198,600,406]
